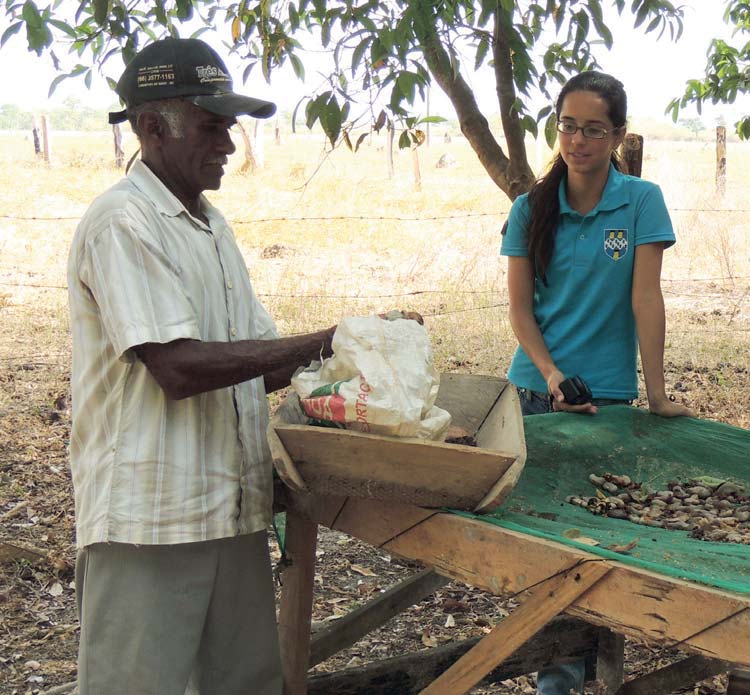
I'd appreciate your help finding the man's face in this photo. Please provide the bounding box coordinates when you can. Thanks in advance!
[158,102,237,201]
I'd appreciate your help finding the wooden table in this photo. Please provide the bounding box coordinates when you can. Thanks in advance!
[277,490,750,694]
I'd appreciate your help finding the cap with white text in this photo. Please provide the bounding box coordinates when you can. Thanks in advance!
[108,38,276,124]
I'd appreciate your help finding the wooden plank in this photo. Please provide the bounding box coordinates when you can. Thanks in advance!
[275,424,517,510]
[433,373,507,435]
[286,493,750,666]
[474,384,526,512]
[278,512,319,695]
[310,568,448,667]
[308,616,599,694]
[616,656,730,695]
[596,628,625,692]
[418,561,611,694]
[268,424,308,493]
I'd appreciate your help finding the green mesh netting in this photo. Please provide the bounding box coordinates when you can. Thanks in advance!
[460,406,750,594]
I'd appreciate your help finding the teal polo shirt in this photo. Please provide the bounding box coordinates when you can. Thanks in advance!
[500,164,675,400]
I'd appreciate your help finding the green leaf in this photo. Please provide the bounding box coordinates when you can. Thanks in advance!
[84,68,92,89]
[22,1,42,28]
[633,3,649,29]
[0,20,23,47]
[47,18,76,38]
[544,112,557,148]
[354,132,367,152]
[474,35,489,71]
[351,37,369,74]
[289,53,305,81]
[319,95,342,146]
[289,4,300,30]
[93,0,110,26]
[47,71,69,97]
[397,129,410,149]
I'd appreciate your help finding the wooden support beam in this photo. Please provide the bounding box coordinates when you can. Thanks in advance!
[310,568,448,667]
[418,561,611,694]
[596,627,625,692]
[616,655,730,695]
[278,512,319,695]
[308,616,600,694]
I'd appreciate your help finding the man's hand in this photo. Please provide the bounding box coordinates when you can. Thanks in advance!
[379,310,424,325]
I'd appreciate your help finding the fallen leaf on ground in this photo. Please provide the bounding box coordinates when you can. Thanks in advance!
[350,564,376,576]
[606,538,640,553]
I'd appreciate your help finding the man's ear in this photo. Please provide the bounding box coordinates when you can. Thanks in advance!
[138,111,164,142]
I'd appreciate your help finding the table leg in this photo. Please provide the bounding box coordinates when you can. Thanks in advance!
[278,512,318,695]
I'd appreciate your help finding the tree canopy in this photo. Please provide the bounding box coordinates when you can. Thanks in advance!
[2,0,685,199]
[668,0,750,139]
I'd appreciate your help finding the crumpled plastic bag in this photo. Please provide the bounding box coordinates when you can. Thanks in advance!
[291,315,451,440]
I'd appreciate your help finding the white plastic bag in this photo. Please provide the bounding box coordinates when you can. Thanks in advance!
[291,315,451,440]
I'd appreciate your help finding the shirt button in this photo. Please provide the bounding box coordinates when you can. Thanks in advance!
[230,327,237,337]
[579,234,586,239]
[227,280,233,290]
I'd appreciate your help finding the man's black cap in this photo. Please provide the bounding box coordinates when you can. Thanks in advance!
[108,38,276,124]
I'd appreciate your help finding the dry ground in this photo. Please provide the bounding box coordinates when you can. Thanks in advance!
[0,126,748,694]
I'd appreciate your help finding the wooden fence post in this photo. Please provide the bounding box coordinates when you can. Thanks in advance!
[254,118,265,169]
[619,133,643,177]
[40,114,50,164]
[32,117,41,156]
[412,145,422,192]
[387,121,395,179]
[113,124,124,168]
[716,125,726,196]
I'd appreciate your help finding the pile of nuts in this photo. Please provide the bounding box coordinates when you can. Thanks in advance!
[567,472,750,544]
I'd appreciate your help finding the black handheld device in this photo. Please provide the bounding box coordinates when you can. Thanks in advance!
[559,375,592,405]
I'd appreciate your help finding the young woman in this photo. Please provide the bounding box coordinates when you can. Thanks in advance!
[500,71,693,694]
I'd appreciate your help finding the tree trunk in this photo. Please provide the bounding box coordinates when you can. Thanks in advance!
[416,9,534,200]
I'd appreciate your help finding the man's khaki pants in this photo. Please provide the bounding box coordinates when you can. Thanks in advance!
[75,532,283,695]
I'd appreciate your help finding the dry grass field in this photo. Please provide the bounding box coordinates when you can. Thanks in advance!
[0,123,748,694]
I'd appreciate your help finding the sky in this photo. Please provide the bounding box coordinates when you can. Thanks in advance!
[0,1,746,126]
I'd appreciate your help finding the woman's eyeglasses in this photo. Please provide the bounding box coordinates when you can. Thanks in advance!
[556,121,617,139]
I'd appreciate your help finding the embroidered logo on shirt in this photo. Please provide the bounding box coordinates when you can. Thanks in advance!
[604,229,629,261]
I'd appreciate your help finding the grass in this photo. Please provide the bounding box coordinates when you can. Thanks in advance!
[0,124,748,426]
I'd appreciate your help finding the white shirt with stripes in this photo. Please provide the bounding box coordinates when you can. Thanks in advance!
[67,159,278,548]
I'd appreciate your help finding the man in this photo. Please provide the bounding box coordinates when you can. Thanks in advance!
[67,37,344,695]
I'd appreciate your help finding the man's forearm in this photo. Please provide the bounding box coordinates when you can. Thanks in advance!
[136,328,335,400]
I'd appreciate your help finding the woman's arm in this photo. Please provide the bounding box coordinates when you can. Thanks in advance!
[507,256,596,413]
[632,243,694,417]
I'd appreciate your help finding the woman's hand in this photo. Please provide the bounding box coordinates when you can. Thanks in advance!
[648,394,695,418]
[546,370,598,415]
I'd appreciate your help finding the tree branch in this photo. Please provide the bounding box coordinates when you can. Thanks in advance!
[493,8,536,199]
[417,17,531,200]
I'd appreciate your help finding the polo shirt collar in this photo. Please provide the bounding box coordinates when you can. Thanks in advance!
[127,159,222,233]
[558,163,630,216]
[128,159,187,218]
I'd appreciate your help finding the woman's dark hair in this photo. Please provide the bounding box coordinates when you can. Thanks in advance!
[527,71,627,283]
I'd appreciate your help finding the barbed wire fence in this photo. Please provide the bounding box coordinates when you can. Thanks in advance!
[1,209,748,368]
